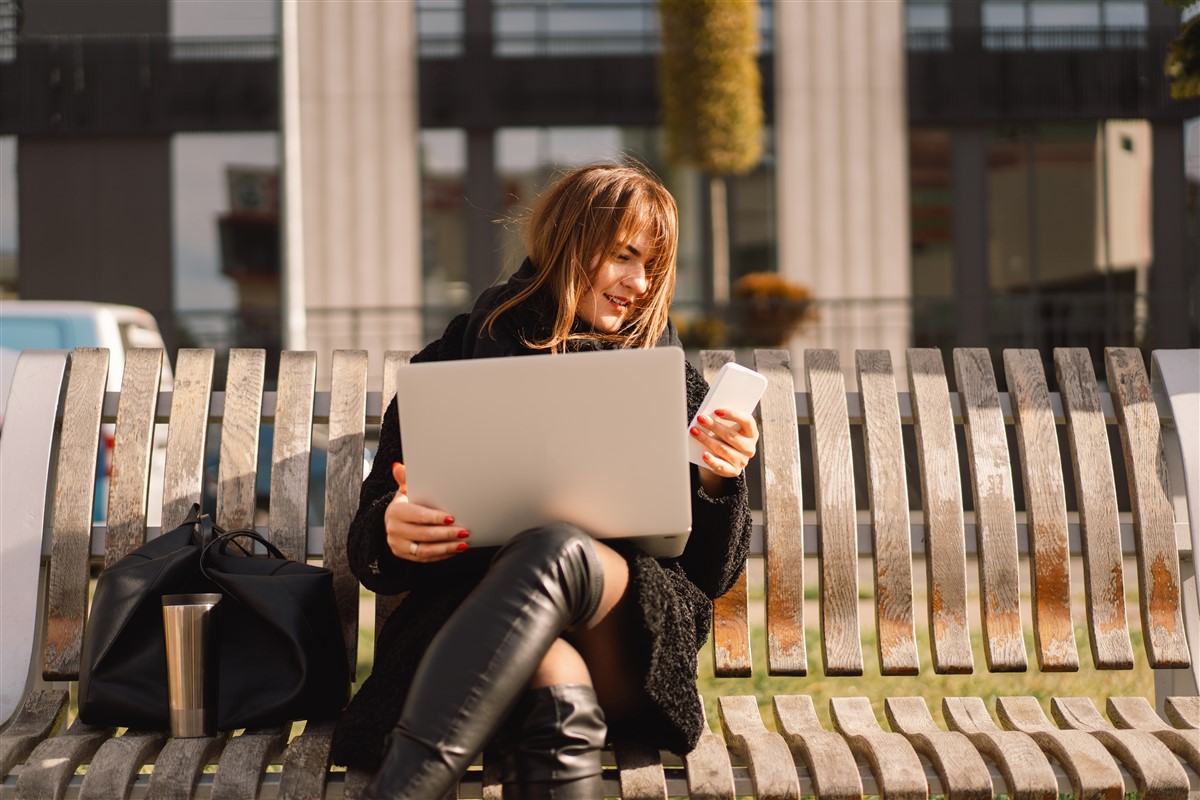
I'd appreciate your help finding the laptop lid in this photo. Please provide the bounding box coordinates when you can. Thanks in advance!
[394,347,692,558]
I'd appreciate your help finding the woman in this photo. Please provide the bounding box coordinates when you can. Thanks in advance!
[330,163,758,799]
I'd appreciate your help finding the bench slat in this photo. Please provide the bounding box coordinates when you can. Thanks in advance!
[718,695,802,800]
[907,349,973,674]
[771,695,863,800]
[1105,348,1191,669]
[326,350,370,680]
[941,696,1059,800]
[1054,348,1134,670]
[278,718,335,800]
[211,726,289,800]
[828,697,926,800]
[1164,696,1199,729]
[161,349,215,530]
[683,700,736,800]
[1003,349,1079,672]
[270,351,317,562]
[13,718,112,800]
[702,350,752,679]
[884,696,993,799]
[805,350,863,677]
[105,348,163,566]
[146,734,228,800]
[755,349,807,676]
[1107,696,1200,773]
[44,347,110,680]
[0,689,68,778]
[1051,696,1190,797]
[374,351,415,641]
[855,350,918,676]
[216,349,266,530]
[954,348,1026,673]
[613,741,669,800]
[995,695,1125,798]
[78,730,168,800]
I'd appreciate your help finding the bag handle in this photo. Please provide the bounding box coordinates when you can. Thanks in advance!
[200,525,289,581]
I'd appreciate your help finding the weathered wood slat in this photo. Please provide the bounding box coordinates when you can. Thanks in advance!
[613,741,669,800]
[43,347,110,680]
[13,718,113,800]
[718,695,802,800]
[78,730,168,800]
[375,351,414,639]
[1051,696,1190,798]
[215,349,266,530]
[907,349,973,674]
[771,695,863,800]
[211,726,289,800]
[1054,348,1133,670]
[1002,349,1078,672]
[278,718,335,800]
[941,696,1058,800]
[1105,348,1190,668]
[855,350,918,676]
[995,695,1124,799]
[269,350,317,562]
[702,350,752,678]
[755,348,807,676]
[104,348,163,566]
[884,696,993,799]
[0,689,68,778]
[326,350,370,680]
[1164,696,1200,729]
[953,348,1025,672]
[828,697,926,799]
[145,735,227,800]
[161,349,215,530]
[804,350,863,677]
[1107,696,1200,773]
[683,700,736,800]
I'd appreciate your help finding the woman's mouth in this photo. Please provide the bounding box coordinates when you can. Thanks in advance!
[604,294,630,309]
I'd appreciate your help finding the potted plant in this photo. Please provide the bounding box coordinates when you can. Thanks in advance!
[731,272,817,346]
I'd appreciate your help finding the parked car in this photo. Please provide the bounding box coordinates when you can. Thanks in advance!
[0,301,172,524]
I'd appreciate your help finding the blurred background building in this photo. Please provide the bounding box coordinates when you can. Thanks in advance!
[0,0,1196,387]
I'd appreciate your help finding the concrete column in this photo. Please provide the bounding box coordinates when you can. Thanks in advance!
[773,0,910,378]
[286,0,423,386]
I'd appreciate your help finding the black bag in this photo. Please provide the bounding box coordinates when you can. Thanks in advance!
[78,505,349,731]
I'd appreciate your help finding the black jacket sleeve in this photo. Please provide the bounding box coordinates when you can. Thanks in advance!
[673,361,753,599]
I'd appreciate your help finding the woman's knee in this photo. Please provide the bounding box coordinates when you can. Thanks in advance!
[530,638,591,689]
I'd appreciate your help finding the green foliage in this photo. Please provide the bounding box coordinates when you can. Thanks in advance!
[1164,14,1200,99]
[658,0,764,175]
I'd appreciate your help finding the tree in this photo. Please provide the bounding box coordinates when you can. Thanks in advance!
[1163,0,1200,99]
[658,0,763,307]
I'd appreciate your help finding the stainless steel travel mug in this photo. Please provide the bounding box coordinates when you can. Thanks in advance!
[162,593,221,738]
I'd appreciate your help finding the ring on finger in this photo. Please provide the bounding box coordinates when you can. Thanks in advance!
[408,541,419,556]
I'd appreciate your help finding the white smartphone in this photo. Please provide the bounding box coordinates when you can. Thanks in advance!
[688,362,768,470]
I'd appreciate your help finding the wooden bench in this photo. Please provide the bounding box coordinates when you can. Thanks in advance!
[1,344,1197,799]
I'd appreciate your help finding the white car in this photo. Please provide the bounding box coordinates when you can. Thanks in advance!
[0,301,172,525]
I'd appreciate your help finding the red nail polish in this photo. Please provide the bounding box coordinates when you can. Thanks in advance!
[714,409,726,417]
[697,414,710,425]
[458,530,470,539]
[456,542,469,552]
[690,427,700,436]
[444,515,455,525]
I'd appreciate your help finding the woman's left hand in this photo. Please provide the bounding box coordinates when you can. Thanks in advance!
[690,409,759,489]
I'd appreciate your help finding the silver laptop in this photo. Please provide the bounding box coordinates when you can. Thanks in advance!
[394,347,693,558]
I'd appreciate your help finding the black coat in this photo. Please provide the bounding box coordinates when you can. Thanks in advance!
[329,263,753,769]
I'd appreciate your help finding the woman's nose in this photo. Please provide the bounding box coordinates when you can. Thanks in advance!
[623,263,649,294]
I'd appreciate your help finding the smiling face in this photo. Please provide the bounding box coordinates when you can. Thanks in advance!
[577,229,656,334]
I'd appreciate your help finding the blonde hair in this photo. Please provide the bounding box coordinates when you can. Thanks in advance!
[483,163,679,352]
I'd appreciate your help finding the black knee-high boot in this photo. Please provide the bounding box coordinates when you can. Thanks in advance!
[499,684,607,800]
[363,524,605,800]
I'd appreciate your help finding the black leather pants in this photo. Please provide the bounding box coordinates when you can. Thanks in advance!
[499,683,607,800]
[363,524,605,800]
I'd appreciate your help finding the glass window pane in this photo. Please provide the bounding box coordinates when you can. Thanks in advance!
[907,2,950,32]
[982,1,1026,28]
[1029,2,1101,28]
[1103,1,1147,27]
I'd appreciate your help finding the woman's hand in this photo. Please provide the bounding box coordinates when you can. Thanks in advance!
[690,409,759,494]
[385,462,470,562]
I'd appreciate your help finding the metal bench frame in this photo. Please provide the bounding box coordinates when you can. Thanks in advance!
[1,345,1197,799]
